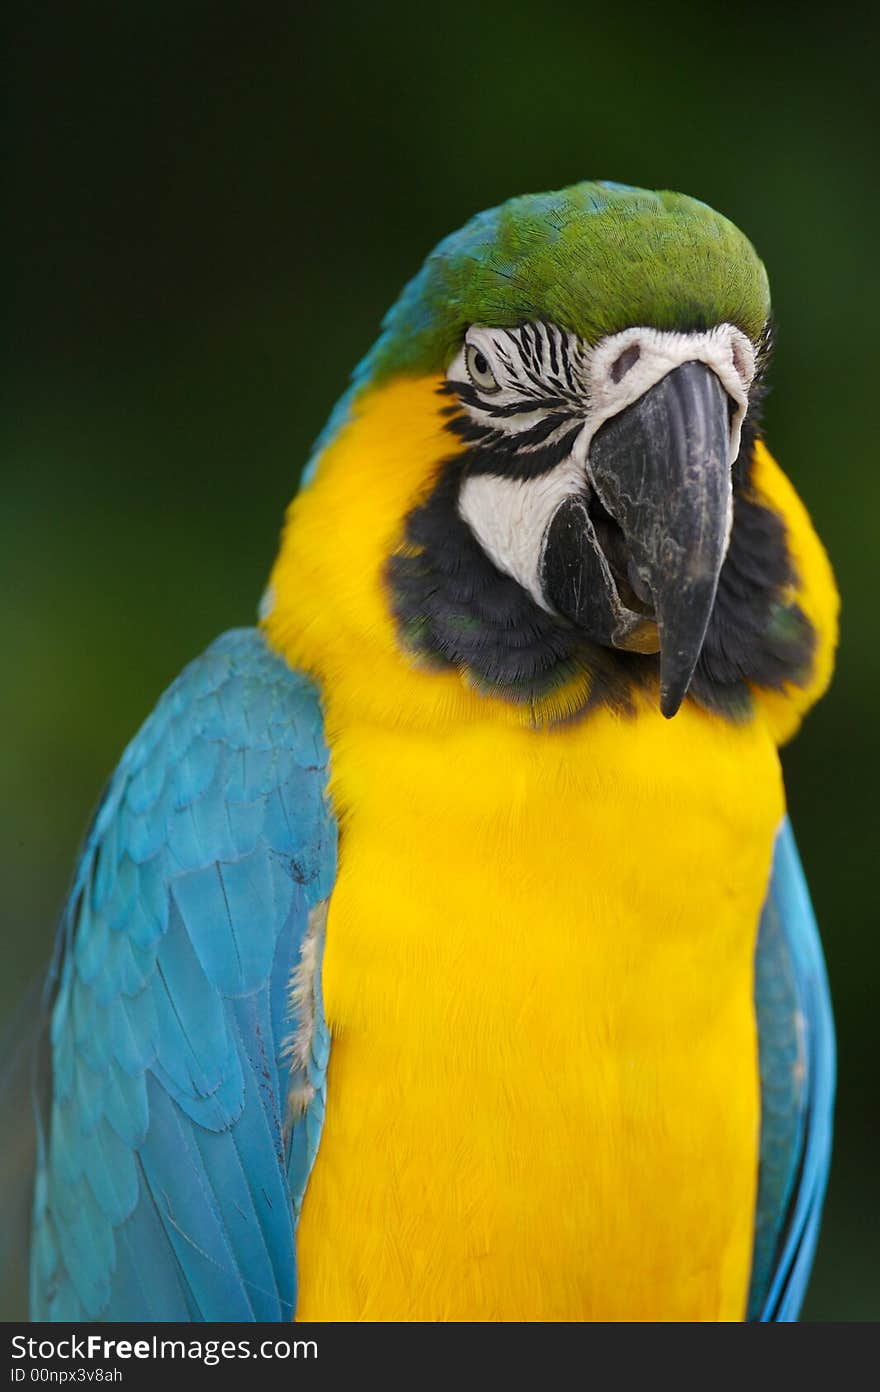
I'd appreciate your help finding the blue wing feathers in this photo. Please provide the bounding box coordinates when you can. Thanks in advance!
[749,817,835,1321]
[31,628,337,1321]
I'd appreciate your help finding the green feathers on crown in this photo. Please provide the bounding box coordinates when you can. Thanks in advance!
[362,181,771,385]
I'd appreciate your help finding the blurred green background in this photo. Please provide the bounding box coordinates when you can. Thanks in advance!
[3,3,877,1320]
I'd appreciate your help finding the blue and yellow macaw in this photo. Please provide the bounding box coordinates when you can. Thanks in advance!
[27,181,838,1322]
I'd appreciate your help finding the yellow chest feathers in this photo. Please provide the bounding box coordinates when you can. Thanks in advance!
[293,703,783,1321]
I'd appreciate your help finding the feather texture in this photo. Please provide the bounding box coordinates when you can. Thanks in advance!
[31,629,336,1320]
[748,817,835,1320]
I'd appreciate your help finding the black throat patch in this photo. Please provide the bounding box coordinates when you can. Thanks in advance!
[385,383,815,726]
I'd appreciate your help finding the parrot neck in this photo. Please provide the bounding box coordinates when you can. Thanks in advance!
[263,375,838,744]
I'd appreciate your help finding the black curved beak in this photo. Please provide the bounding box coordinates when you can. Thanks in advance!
[587,360,733,717]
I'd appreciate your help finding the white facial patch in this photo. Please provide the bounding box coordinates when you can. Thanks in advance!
[458,461,587,612]
[452,322,755,608]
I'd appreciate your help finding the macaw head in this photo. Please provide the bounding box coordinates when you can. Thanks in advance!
[267,181,821,729]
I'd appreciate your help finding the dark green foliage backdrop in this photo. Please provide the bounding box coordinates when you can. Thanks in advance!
[3,3,877,1320]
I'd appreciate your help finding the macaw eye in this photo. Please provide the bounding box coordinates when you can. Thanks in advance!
[465,343,500,393]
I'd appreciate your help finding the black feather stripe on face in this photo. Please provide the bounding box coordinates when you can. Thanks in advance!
[439,381,586,481]
[444,321,592,480]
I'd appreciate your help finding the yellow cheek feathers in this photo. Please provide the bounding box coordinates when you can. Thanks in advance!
[263,373,580,732]
[748,440,839,744]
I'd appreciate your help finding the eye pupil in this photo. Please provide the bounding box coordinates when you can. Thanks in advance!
[465,342,499,392]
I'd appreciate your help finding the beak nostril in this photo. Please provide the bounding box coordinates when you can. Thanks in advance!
[610,343,641,384]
